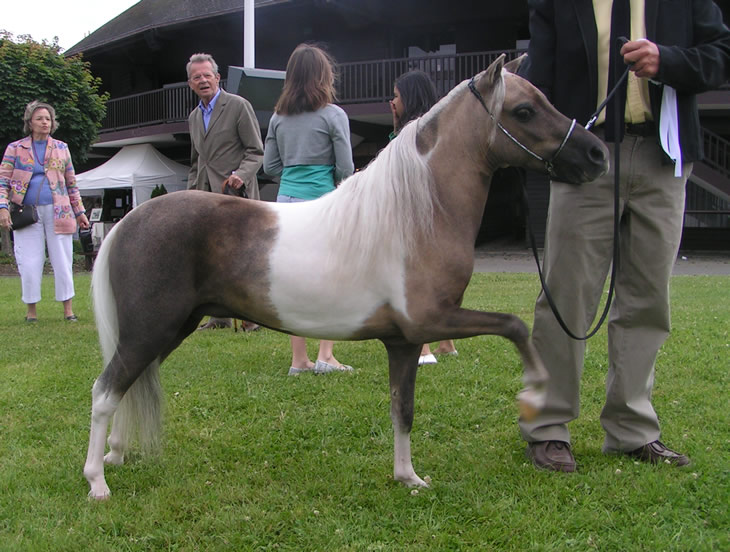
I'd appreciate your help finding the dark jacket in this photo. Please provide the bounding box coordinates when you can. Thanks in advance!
[524,0,730,162]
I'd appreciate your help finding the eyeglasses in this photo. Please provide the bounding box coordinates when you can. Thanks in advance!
[189,72,216,83]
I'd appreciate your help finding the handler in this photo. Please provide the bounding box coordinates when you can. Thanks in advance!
[519,0,730,472]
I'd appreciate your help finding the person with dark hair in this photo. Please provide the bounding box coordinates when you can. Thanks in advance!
[264,43,355,375]
[186,52,264,331]
[390,70,458,365]
[0,100,89,322]
[389,70,439,140]
[520,0,730,472]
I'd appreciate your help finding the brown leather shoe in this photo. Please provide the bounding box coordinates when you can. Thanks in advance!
[526,440,576,472]
[626,440,689,466]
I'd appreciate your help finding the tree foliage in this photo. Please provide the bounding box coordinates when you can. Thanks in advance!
[0,32,108,165]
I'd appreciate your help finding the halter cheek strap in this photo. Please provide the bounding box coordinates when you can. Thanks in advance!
[468,77,576,178]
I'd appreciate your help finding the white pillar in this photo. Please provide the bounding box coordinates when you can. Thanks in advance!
[244,0,255,68]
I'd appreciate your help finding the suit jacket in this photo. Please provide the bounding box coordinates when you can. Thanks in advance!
[524,0,730,162]
[188,89,264,199]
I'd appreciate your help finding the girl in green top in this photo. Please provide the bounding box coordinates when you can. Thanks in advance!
[264,43,355,375]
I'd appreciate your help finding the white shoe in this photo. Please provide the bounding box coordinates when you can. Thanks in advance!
[418,354,438,365]
[313,360,354,374]
[288,366,313,376]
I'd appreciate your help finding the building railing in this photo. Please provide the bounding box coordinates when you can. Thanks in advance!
[337,49,524,104]
[99,48,729,135]
[702,127,730,179]
[97,48,730,206]
[101,82,224,132]
[98,49,525,133]
[684,129,730,228]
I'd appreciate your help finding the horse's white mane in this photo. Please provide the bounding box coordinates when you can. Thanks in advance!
[317,118,437,272]
[420,78,468,128]
[307,75,496,277]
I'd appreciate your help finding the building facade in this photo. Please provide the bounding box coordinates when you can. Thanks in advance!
[67,0,730,249]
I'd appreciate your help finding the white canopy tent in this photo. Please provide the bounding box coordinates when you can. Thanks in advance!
[75,144,189,207]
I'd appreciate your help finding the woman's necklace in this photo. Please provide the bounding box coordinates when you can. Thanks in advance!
[32,139,47,167]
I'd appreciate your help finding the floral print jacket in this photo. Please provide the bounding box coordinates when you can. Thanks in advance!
[0,136,86,234]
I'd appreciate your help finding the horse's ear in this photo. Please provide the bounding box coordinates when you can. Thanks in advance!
[473,54,506,141]
[504,54,527,75]
[484,53,506,88]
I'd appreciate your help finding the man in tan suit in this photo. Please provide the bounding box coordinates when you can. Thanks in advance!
[187,52,264,330]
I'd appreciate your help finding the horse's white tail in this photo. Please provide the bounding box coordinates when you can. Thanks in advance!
[91,225,163,455]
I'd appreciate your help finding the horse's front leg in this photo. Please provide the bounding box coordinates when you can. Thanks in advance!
[384,342,428,488]
[426,309,547,420]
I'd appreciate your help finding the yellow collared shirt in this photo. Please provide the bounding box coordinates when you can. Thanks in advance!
[593,0,653,126]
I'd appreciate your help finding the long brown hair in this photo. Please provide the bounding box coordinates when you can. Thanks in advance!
[275,43,337,115]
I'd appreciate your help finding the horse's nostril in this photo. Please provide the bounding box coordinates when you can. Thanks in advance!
[589,145,607,164]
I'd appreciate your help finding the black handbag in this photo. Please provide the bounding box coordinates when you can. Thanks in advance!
[10,172,44,230]
[9,202,38,230]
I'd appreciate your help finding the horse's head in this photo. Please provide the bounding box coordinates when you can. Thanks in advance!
[471,55,609,184]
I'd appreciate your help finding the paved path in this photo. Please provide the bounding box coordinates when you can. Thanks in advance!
[473,247,730,275]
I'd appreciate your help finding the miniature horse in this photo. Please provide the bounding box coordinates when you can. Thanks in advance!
[84,55,609,499]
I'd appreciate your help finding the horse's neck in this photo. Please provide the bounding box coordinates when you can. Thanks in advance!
[425,118,494,246]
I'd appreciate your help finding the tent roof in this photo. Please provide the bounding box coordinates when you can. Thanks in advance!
[75,143,189,191]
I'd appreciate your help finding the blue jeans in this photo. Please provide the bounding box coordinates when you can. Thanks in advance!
[276,194,308,203]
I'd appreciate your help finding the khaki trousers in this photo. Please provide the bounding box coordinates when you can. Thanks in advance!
[519,131,690,453]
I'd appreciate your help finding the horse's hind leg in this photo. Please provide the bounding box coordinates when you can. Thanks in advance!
[90,314,199,491]
[84,377,122,500]
[384,342,428,487]
[104,357,163,466]
[84,342,171,500]
[105,414,125,466]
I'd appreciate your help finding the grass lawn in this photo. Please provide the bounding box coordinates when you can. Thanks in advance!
[0,272,728,551]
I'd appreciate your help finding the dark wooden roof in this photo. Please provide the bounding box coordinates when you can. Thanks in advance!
[66,0,289,55]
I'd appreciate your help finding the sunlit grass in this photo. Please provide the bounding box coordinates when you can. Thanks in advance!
[0,272,727,551]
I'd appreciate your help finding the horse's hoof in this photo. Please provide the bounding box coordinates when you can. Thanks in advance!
[518,400,540,421]
[87,485,111,501]
[104,451,124,465]
[395,473,429,488]
[517,388,545,421]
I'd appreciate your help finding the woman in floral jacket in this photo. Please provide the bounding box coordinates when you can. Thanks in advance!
[0,101,89,322]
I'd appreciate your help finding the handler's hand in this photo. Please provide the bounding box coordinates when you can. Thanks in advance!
[227,173,244,190]
[77,213,90,230]
[0,208,11,230]
[621,38,660,79]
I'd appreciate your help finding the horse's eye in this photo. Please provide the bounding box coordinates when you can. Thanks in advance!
[514,106,534,123]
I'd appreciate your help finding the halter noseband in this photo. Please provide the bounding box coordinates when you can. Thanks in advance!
[468,77,576,178]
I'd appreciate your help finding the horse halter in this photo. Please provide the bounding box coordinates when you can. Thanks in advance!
[468,77,576,178]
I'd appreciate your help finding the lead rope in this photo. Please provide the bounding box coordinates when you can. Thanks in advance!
[523,45,632,340]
